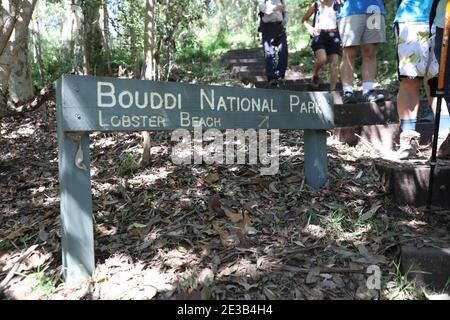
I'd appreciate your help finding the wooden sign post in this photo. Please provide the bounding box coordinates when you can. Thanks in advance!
[56,74,334,287]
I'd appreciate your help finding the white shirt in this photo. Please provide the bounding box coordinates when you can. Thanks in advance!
[258,0,288,25]
[314,0,337,30]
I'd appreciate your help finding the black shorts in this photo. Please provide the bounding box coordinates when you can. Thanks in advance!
[311,30,342,56]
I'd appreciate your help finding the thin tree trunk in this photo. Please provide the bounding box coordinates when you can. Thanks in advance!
[143,0,155,81]
[9,40,34,103]
[218,0,228,31]
[61,0,74,61]
[0,5,18,57]
[32,20,45,86]
[81,0,102,75]
[141,0,156,167]
[71,1,84,74]
[101,0,112,75]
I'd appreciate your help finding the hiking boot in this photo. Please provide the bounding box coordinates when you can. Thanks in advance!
[437,131,450,159]
[363,90,385,103]
[418,104,434,122]
[395,130,421,160]
[342,91,357,104]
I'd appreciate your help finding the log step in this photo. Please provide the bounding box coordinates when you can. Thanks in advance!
[374,159,450,209]
[400,244,450,294]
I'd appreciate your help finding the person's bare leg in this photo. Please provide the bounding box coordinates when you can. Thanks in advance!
[361,43,378,83]
[313,49,327,78]
[340,46,357,90]
[328,54,339,91]
[397,78,420,120]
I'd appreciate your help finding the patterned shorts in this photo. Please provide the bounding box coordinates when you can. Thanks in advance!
[395,22,439,80]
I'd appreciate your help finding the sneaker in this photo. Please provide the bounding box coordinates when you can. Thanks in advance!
[395,130,421,160]
[277,78,286,87]
[437,131,450,159]
[418,104,434,122]
[342,91,357,104]
[363,90,385,103]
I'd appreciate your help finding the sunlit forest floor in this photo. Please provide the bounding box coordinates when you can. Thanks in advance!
[1,90,449,300]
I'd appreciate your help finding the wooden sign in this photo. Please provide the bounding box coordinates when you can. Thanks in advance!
[56,74,334,288]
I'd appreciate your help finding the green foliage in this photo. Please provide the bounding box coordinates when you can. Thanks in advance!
[0,239,15,250]
[110,0,145,71]
[177,29,230,65]
[29,0,399,89]
[391,260,422,299]
[120,152,139,174]
[32,272,54,295]
[30,1,69,86]
[305,208,365,235]
[31,37,73,87]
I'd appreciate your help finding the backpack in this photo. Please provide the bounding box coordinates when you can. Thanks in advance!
[257,0,285,32]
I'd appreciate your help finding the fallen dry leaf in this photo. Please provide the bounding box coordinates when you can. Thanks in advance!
[203,172,220,184]
[361,203,382,221]
[306,267,321,284]
[236,213,252,229]
[243,202,256,214]
[222,205,243,223]
[208,195,224,215]
[212,221,239,247]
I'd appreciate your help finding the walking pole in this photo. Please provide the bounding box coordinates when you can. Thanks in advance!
[427,0,450,209]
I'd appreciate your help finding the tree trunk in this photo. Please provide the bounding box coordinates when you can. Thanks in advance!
[0,0,37,118]
[140,0,156,167]
[61,0,75,62]
[71,1,84,74]
[143,0,155,81]
[32,19,45,86]
[81,0,102,75]
[217,0,228,32]
[100,0,112,76]
[9,41,34,103]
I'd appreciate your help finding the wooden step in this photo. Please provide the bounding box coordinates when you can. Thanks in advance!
[222,48,261,55]
[400,244,450,294]
[234,71,267,79]
[221,52,263,60]
[375,159,450,209]
[255,81,342,92]
[224,59,265,66]
[255,81,394,98]
[231,65,267,74]
[334,100,398,127]
[333,120,435,154]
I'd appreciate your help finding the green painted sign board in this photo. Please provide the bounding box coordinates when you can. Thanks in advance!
[60,74,334,132]
[56,74,334,287]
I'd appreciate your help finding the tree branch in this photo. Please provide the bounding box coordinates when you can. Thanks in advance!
[0,14,18,56]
